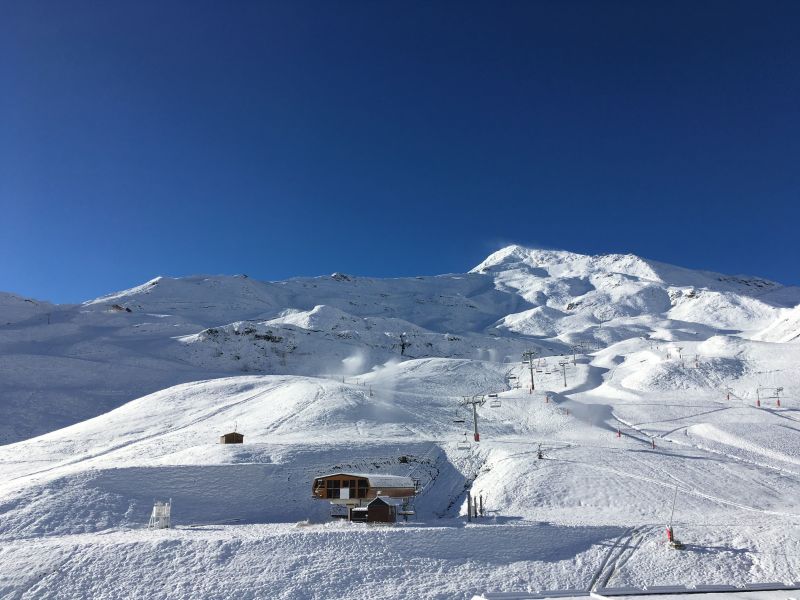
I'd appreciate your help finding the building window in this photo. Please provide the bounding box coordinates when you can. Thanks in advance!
[326,479,341,499]
[357,479,368,498]
[339,479,357,500]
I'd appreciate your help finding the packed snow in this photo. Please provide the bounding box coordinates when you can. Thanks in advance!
[1,246,800,599]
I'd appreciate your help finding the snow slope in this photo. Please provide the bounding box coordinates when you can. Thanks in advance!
[2,245,800,599]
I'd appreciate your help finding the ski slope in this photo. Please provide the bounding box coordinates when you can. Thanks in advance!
[1,246,800,599]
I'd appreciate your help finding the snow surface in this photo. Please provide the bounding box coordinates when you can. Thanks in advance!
[2,246,800,599]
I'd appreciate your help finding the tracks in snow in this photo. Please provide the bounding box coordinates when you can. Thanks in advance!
[4,380,292,485]
[588,526,647,592]
[262,383,325,434]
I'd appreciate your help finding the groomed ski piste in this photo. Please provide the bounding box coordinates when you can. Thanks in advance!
[2,246,800,599]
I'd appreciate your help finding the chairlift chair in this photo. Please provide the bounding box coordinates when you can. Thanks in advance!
[490,397,501,408]
[457,433,471,450]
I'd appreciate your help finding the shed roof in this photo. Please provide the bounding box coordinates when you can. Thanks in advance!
[369,496,405,507]
[314,472,415,488]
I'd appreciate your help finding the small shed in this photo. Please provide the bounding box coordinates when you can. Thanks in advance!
[350,496,401,523]
[219,431,244,444]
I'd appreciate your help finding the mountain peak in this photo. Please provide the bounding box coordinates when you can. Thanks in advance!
[471,245,583,273]
[471,245,660,281]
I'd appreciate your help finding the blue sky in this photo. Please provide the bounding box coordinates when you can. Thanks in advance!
[2,1,799,303]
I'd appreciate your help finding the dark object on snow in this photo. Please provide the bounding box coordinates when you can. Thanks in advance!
[219,432,244,444]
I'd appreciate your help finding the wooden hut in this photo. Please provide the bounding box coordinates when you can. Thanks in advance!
[219,431,244,444]
[350,497,402,523]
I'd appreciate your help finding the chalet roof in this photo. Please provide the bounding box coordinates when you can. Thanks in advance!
[314,472,415,488]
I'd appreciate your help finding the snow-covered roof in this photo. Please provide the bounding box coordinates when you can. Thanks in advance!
[370,496,405,507]
[314,472,416,488]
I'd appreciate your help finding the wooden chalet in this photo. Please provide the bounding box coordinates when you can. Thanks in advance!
[311,472,418,522]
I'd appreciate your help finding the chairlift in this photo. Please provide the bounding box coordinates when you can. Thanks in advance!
[457,433,471,450]
[490,397,501,408]
[453,418,466,424]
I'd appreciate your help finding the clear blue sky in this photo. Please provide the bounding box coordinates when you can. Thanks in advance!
[2,1,799,303]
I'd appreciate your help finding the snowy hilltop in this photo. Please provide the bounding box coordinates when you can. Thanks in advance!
[2,246,800,599]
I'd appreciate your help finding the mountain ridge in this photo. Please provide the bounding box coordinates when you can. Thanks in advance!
[1,245,798,444]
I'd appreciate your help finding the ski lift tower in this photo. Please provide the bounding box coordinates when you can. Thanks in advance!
[569,344,582,365]
[558,360,570,388]
[461,394,486,442]
[522,350,538,393]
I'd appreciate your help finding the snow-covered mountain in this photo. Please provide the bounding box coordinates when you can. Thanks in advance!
[2,246,797,445]
[2,246,800,599]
